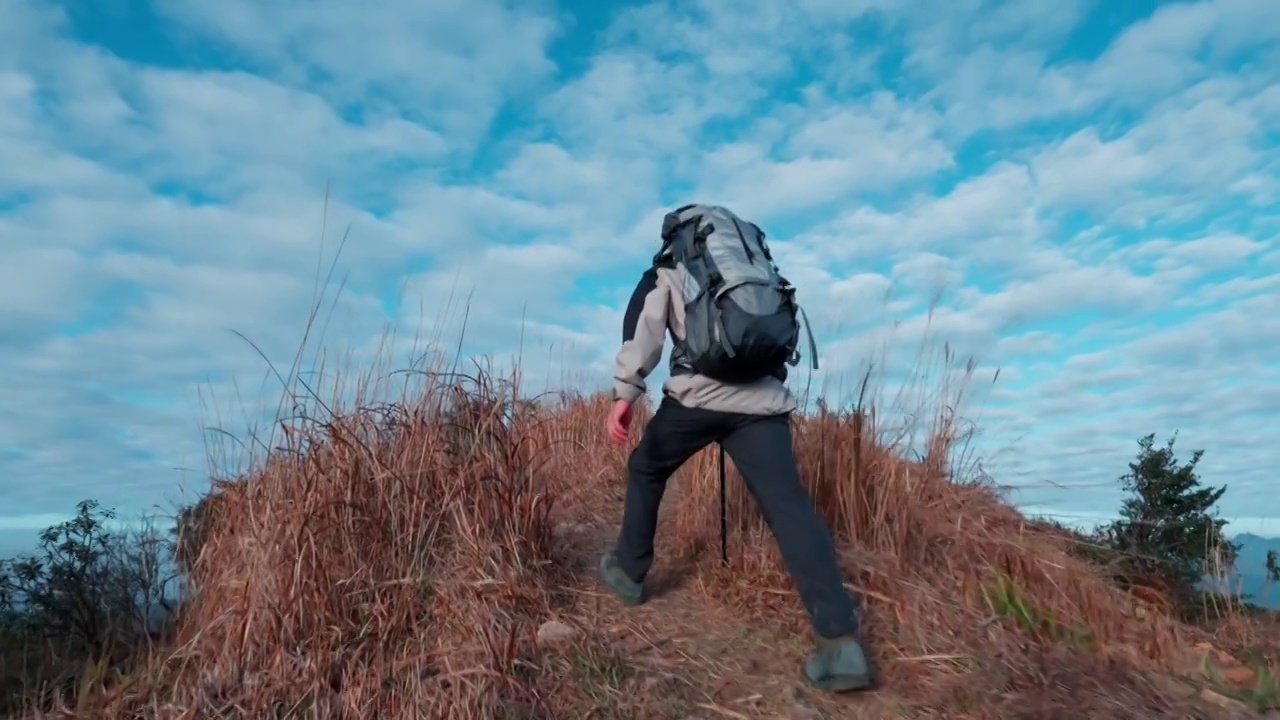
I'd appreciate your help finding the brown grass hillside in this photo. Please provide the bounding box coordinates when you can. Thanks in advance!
[23,362,1280,719]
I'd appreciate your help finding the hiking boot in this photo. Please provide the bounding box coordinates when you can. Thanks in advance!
[803,634,874,693]
[598,553,644,606]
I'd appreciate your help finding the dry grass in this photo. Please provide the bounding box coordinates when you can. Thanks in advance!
[11,352,1279,718]
[671,408,1194,718]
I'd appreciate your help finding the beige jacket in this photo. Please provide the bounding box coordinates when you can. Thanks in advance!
[612,265,797,416]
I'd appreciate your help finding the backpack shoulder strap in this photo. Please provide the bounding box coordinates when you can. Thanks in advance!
[651,244,677,269]
[623,267,660,343]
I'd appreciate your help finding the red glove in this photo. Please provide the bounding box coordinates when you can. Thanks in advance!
[607,399,633,446]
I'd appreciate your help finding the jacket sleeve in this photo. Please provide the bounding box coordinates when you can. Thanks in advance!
[613,268,668,403]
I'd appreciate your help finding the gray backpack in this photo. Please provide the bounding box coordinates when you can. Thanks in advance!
[657,203,818,383]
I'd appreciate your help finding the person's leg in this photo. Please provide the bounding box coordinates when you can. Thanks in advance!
[603,398,724,603]
[719,412,872,692]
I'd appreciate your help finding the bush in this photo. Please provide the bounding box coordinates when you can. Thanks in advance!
[1101,433,1238,610]
[0,500,179,714]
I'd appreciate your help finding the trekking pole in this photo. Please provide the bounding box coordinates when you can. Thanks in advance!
[719,444,728,565]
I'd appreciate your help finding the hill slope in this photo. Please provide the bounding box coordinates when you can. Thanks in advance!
[62,370,1280,719]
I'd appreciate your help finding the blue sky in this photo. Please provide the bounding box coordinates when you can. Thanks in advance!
[1,0,1278,558]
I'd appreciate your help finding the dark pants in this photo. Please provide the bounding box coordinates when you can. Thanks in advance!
[613,397,859,639]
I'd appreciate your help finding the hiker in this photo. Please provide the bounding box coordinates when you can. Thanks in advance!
[598,204,874,693]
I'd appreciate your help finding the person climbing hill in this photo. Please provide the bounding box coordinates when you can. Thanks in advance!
[599,203,874,694]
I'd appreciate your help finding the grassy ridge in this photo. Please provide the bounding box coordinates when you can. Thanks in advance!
[0,352,1261,718]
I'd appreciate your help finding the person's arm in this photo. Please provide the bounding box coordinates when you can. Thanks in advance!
[613,267,668,403]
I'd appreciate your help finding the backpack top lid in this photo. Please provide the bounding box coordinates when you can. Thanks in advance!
[660,204,698,242]
[658,203,769,259]
[660,203,750,237]
[663,204,779,284]
[655,203,701,265]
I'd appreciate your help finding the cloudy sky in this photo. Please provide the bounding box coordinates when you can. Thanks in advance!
[1,0,1277,559]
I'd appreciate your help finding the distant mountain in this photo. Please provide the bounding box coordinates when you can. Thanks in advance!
[1232,533,1280,609]
[1234,533,1280,570]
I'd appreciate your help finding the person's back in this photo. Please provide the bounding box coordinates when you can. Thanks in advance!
[600,203,874,694]
[614,261,796,417]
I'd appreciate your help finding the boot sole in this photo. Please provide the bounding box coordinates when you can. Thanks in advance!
[602,580,644,606]
[805,671,874,694]
[615,593,644,606]
[597,567,644,606]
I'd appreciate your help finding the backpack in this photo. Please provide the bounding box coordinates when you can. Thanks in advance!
[657,203,818,383]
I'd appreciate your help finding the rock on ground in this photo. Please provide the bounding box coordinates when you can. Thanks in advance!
[536,619,578,646]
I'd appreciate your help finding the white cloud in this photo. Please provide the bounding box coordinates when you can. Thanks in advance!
[1031,85,1271,225]
[696,93,954,216]
[154,0,559,141]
